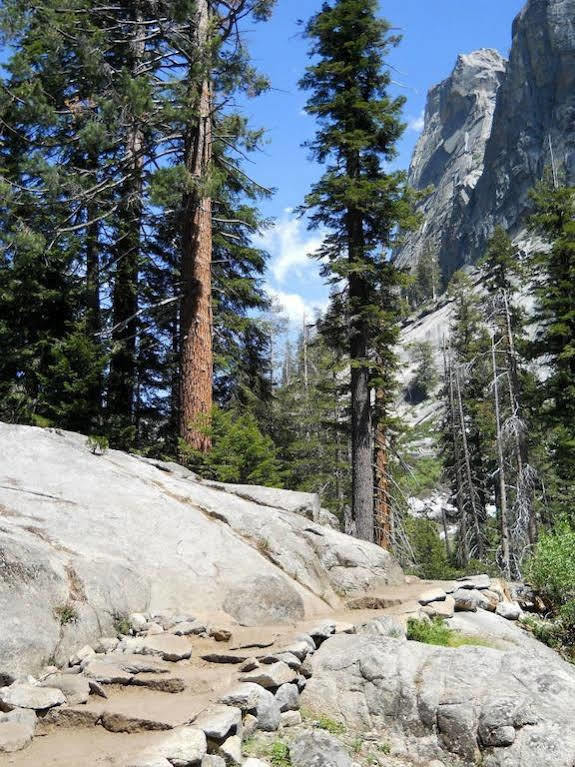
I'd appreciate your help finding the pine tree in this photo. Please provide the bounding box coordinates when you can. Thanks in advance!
[441,271,491,562]
[413,246,440,306]
[0,0,276,455]
[480,226,535,576]
[299,0,415,541]
[273,321,350,518]
[528,180,575,522]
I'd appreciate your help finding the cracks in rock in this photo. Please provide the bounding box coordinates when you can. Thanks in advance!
[0,484,76,505]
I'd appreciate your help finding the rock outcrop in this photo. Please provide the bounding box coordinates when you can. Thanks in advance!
[396,0,575,275]
[302,626,575,766]
[396,49,506,272]
[0,422,403,677]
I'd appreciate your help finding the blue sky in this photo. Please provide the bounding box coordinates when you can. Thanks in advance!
[244,0,525,326]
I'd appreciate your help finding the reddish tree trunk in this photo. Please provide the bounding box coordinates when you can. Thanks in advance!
[374,414,392,550]
[180,0,213,451]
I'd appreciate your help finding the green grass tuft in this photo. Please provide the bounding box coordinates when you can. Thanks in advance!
[54,603,78,625]
[315,714,346,734]
[407,617,494,649]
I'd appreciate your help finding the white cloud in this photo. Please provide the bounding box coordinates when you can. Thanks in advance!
[255,215,324,284]
[267,288,329,324]
[408,111,425,133]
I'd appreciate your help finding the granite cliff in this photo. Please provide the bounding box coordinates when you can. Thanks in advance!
[396,0,575,274]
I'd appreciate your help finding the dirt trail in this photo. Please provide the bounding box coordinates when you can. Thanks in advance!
[3,581,430,767]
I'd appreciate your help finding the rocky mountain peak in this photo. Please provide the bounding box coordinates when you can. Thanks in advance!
[396,0,575,275]
[397,48,507,269]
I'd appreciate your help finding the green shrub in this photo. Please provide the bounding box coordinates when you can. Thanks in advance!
[315,714,346,734]
[54,603,78,625]
[268,742,291,767]
[405,518,456,580]
[180,406,284,487]
[86,435,109,455]
[407,617,494,649]
[526,523,575,608]
[112,612,132,636]
[520,615,562,649]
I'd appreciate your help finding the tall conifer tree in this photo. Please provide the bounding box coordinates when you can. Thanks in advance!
[299,0,414,541]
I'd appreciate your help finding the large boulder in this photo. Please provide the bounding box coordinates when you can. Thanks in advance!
[223,575,304,626]
[0,423,403,677]
[301,629,575,766]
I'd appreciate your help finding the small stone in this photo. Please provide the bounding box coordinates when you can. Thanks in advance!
[243,760,270,767]
[0,683,65,711]
[332,622,356,635]
[254,688,281,732]
[192,705,242,741]
[139,726,207,766]
[496,601,522,621]
[243,714,258,737]
[201,654,247,665]
[295,634,315,652]
[219,734,242,764]
[307,622,336,647]
[119,635,192,662]
[240,662,297,689]
[219,684,261,711]
[239,658,259,672]
[172,621,207,636]
[422,596,455,619]
[261,652,300,670]
[39,666,59,680]
[145,622,165,636]
[40,674,90,705]
[296,676,307,692]
[275,683,299,712]
[210,628,232,642]
[130,613,149,632]
[456,574,491,590]
[418,588,447,605]
[290,637,314,657]
[88,680,108,699]
[69,644,95,666]
[101,711,172,734]
[94,637,119,654]
[280,710,302,728]
[453,588,481,612]
[300,657,313,679]
[478,590,500,612]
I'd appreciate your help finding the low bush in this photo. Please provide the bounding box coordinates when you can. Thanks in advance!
[526,523,575,609]
[54,603,78,625]
[407,617,494,649]
[521,600,575,660]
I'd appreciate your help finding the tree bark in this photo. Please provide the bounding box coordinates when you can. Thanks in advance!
[455,366,484,559]
[85,151,102,424]
[374,410,392,550]
[444,340,468,566]
[108,7,144,433]
[503,289,537,545]
[348,216,374,542]
[179,0,213,451]
[492,333,511,578]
